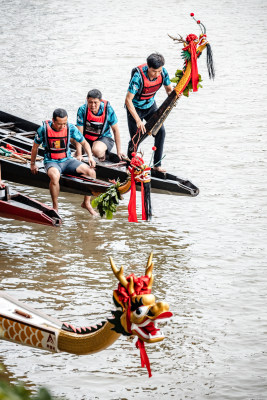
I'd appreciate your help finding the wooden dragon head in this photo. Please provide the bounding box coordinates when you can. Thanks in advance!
[109,253,172,343]
[117,152,152,222]
[169,13,215,96]
[128,152,151,184]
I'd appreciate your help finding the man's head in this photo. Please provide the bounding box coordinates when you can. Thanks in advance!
[146,53,165,80]
[52,108,68,131]
[87,89,102,114]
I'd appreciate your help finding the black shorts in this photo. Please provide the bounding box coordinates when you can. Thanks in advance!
[88,136,114,153]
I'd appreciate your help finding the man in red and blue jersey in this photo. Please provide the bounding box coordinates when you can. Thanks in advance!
[76,89,124,161]
[30,108,97,215]
[125,53,173,172]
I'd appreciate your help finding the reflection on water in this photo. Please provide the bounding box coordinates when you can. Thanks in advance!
[1,0,267,399]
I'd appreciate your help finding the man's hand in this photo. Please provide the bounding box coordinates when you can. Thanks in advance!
[76,154,84,162]
[30,163,39,174]
[88,157,96,168]
[137,119,146,134]
[117,152,126,160]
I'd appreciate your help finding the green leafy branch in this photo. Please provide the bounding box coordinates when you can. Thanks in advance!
[91,181,122,219]
[0,380,57,399]
[171,69,203,97]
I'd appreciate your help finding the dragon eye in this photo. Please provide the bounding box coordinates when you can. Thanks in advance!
[133,306,149,318]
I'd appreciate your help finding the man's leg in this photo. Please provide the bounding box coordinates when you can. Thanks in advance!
[153,124,166,171]
[143,102,166,172]
[92,141,107,161]
[75,162,98,216]
[46,167,61,211]
[126,108,143,158]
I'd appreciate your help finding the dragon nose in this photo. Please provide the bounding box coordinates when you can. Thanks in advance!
[149,302,169,316]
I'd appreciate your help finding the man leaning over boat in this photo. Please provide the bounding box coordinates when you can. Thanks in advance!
[125,53,173,173]
[30,108,97,216]
[75,89,124,161]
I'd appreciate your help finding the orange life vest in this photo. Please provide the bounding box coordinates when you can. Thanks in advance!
[44,120,70,160]
[132,64,163,102]
[84,100,109,142]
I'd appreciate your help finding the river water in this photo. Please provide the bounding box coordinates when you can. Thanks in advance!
[0,0,266,399]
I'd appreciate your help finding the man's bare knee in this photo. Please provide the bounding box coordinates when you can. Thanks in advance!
[76,164,96,178]
[47,168,60,183]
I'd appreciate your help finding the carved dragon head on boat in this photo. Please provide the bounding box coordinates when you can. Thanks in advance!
[169,12,215,96]
[109,252,172,343]
[108,252,172,376]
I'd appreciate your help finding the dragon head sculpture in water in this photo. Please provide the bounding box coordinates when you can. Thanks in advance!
[107,253,172,376]
[0,254,172,377]
[109,253,172,343]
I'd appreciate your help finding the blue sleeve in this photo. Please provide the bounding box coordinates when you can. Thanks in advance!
[34,125,44,145]
[69,124,84,143]
[162,67,171,86]
[76,104,86,126]
[127,71,142,95]
[107,104,118,126]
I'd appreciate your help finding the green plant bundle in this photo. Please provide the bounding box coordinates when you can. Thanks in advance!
[0,380,56,400]
[170,69,203,97]
[91,181,122,219]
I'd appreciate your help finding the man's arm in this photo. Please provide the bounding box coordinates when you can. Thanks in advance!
[75,125,84,160]
[164,84,173,96]
[80,139,96,167]
[111,123,124,160]
[30,141,40,175]
[125,91,146,134]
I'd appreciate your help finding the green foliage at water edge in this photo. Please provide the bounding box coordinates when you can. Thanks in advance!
[91,181,122,219]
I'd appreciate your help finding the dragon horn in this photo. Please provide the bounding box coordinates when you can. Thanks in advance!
[109,257,128,288]
[128,276,135,296]
[167,33,186,43]
[145,253,154,277]
[147,273,154,291]
[145,253,154,290]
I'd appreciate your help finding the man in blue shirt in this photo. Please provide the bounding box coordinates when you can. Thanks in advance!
[125,53,173,172]
[30,108,97,215]
[76,89,124,161]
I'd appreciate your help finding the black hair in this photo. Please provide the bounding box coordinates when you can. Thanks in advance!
[53,108,68,121]
[87,89,102,99]
[147,53,165,69]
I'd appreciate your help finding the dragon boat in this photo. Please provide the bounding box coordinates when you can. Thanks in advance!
[0,184,61,226]
[0,254,172,377]
[0,111,199,197]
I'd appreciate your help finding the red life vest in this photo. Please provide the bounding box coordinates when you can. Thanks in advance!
[44,120,69,160]
[133,63,163,102]
[84,100,109,142]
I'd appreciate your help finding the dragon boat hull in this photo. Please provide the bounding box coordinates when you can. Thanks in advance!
[0,185,62,226]
[0,111,199,197]
[0,291,120,355]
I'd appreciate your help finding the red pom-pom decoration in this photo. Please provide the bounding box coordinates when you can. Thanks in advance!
[152,146,157,151]
[190,13,194,16]
[131,152,136,157]
[197,20,201,24]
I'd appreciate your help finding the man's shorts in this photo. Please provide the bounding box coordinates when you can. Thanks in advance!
[44,158,82,174]
[88,136,114,153]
